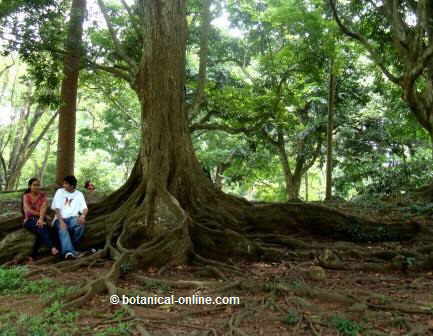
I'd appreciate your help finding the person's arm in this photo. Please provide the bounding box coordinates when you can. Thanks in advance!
[78,193,88,225]
[52,190,66,229]
[78,208,88,224]
[36,199,48,227]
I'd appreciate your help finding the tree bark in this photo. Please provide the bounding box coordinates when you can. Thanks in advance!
[37,137,53,185]
[305,173,308,201]
[55,0,86,185]
[287,176,302,201]
[325,57,336,200]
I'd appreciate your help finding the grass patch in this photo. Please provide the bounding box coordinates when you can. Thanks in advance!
[0,267,26,293]
[0,192,22,201]
[330,315,363,336]
[0,267,76,301]
[0,302,79,336]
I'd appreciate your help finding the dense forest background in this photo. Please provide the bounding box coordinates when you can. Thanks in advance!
[1,0,432,202]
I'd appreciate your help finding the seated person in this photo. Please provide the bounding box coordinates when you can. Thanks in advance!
[22,178,59,261]
[52,175,88,259]
[84,180,96,192]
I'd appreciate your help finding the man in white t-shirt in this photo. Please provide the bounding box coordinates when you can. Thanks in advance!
[51,175,88,259]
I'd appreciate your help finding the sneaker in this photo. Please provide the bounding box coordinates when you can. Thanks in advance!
[89,248,97,254]
[64,252,76,260]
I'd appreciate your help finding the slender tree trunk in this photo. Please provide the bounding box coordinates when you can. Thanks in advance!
[325,58,337,201]
[280,163,301,201]
[38,139,52,185]
[429,131,433,161]
[305,173,308,202]
[287,175,302,201]
[214,165,225,189]
[55,0,86,185]
[274,133,302,201]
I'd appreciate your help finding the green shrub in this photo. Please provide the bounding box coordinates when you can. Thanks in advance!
[330,315,363,336]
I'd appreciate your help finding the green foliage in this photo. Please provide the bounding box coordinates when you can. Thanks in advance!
[0,267,26,293]
[402,203,433,217]
[283,310,300,325]
[0,0,66,107]
[17,277,55,295]
[330,315,363,336]
[334,74,433,199]
[94,323,131,336]
[140,279,172,293]
[0,268,91,335]
[0,267,77,303]
[0,192,22,201]
[0,302,78,336]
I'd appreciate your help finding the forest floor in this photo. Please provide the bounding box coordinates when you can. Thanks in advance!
[1,194,433,335]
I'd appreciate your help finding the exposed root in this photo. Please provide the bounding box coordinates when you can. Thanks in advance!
[317,247,433,273]
[192,252,243,276]
[25,264,62,278]
[133,274,219,289]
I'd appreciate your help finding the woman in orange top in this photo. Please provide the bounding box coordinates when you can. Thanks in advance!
[22,178,58,259]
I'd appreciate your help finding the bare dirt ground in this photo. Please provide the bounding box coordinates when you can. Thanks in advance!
[1,196,433,335]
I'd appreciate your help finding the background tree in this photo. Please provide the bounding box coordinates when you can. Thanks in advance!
[55,0,86,185]
[0,61,59,190]
[329,0,433,156]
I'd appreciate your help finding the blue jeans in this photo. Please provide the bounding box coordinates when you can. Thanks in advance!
[24,216,56,256]
[54,217,84,256]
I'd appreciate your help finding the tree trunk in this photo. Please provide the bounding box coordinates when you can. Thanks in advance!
[430,130,433,162]
[305,173,308,201]
[276,140,302,201]
[55,0,86,185]
[3,109,58,190]
[110,0,222,266]
[37,138,52,185]
[286,175,302,201]
[325,57,336,201]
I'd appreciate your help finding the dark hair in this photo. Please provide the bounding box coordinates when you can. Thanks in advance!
[26,177,39,194]
[84,180,91,189]
[21,177,39,216]
[63,175,77,188]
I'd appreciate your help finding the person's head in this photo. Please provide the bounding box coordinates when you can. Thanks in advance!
[84,180,95,192]
[26,177,40,194]
[63,175,77,192]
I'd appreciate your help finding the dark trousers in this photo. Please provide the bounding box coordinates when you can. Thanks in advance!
[23,217,59,257]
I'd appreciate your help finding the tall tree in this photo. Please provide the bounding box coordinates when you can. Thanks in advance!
[55,0,86,185]
[0,64,58,190]
[329,0,433,155]
[325,57,337,200]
